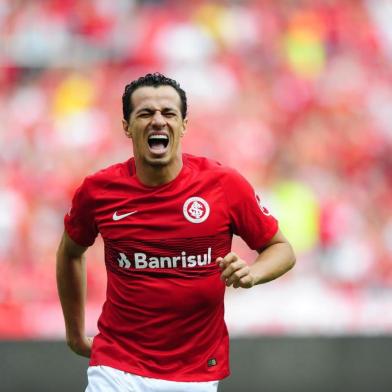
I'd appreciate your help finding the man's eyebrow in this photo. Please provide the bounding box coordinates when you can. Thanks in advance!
[161,107,179,112]
[135,107,155,114]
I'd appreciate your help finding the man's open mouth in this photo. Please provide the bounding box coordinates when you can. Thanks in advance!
[147,134,169,155]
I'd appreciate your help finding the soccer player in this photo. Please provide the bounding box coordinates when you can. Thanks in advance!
[56,73,296,392]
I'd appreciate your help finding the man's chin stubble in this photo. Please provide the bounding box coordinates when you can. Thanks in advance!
[143,156,171,167]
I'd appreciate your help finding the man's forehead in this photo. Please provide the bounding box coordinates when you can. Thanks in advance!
[131,86,181,110]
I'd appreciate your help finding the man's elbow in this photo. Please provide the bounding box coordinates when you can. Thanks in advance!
[286,242,296,271]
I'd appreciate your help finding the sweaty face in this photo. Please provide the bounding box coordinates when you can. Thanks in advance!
[124,86,187,167]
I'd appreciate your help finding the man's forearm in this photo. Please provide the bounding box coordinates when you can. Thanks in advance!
[218,230,296,289]
[250,242,296,285]
[56,239,87,348]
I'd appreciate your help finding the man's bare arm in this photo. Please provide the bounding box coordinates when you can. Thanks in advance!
[217,230,296,288]
[56,231,93,357]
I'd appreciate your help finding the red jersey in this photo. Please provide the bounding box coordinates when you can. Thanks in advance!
[64,154,278,382]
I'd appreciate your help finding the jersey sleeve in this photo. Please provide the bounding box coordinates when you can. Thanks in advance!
[64,178,98,247]
[220,169,278,250]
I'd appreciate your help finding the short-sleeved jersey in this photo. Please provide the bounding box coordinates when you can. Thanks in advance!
[64,154,278,382]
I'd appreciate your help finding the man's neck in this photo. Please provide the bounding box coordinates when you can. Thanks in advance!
[135,157,183,187]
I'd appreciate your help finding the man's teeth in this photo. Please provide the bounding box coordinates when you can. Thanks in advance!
[148,135,168,141]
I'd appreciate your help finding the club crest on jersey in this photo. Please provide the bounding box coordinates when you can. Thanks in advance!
[255,194,271,216]
[183,197,210,223]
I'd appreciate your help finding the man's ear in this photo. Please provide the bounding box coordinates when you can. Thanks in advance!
[122,119,132,139]
[181,118,188,137]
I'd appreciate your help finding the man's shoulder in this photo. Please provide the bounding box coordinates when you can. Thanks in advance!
[183,154,237,178]
[183,154,244,187]
[82,159,132,190]
[185,155,254,197]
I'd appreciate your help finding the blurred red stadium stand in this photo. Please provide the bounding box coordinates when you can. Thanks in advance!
[0,0,391,338]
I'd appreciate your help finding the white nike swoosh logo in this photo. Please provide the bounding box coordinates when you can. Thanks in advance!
[112,211,138,221]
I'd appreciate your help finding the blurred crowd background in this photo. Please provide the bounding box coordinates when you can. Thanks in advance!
[0,0,391,338]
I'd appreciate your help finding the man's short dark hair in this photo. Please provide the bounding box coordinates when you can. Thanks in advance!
[122,72,187,121]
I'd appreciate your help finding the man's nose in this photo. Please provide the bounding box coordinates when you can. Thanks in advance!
[151,111,166,128]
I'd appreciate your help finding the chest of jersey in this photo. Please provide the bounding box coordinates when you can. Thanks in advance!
[92,169,232,273]
[94,171,230,241]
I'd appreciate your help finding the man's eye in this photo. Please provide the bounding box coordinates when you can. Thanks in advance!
[139,112,151,118]
[164,112,176,117]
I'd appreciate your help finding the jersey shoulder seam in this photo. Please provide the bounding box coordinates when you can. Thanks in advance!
[216,169,234,224]
[80,160,130,224]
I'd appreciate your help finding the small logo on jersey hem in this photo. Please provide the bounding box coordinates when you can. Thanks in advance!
[207,358,217,367]
[183,197,210,223]
[113,211,138,221]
